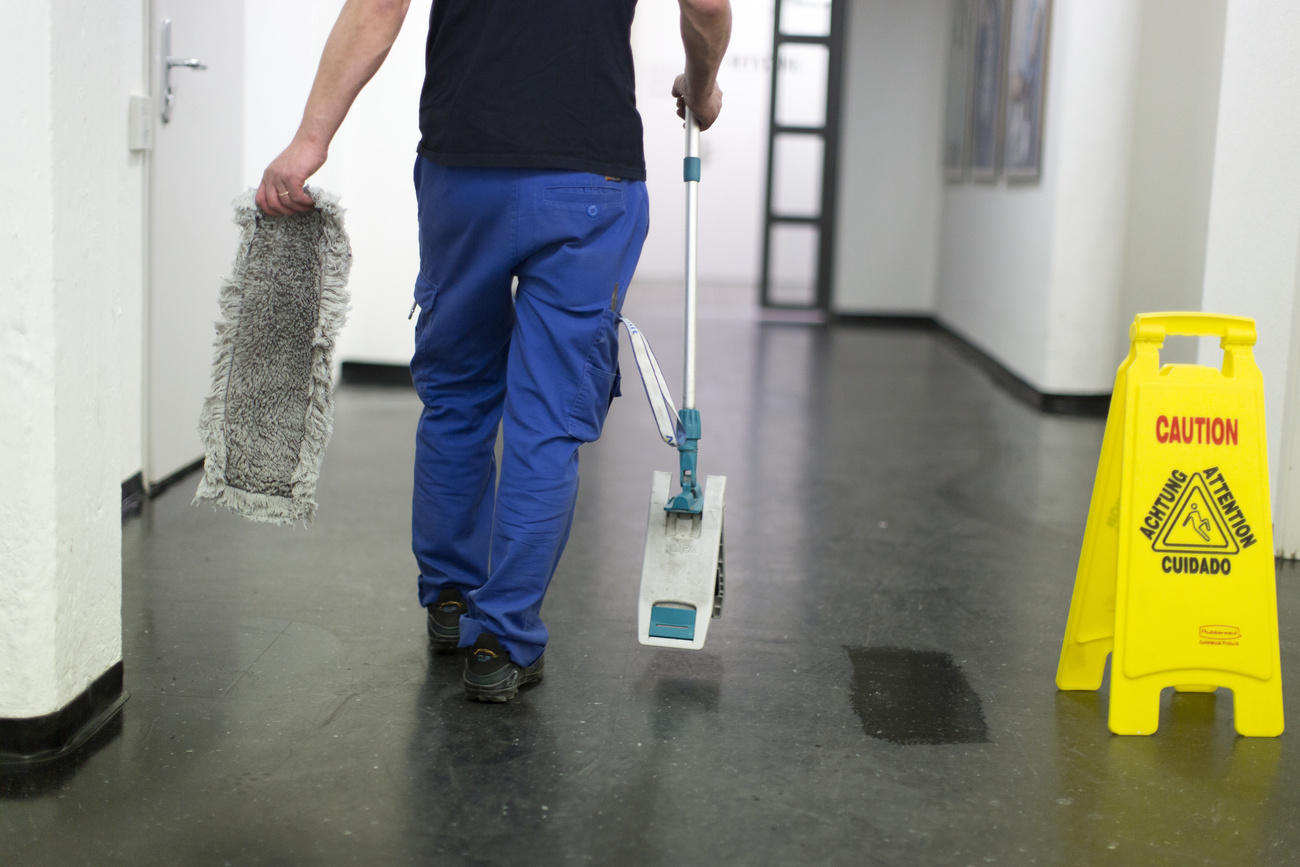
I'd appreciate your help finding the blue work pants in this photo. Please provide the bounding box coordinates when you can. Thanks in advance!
[410,157,649,666]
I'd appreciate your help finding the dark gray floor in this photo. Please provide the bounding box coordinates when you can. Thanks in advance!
[4,317,1299,865]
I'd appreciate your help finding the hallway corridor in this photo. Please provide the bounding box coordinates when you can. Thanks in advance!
[4,320,1298,864]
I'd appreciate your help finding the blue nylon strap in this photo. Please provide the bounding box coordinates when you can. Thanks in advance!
[683,156,701,183]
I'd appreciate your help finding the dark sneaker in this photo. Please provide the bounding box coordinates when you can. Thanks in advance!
[426,587,467,654]
[463,633,544,703]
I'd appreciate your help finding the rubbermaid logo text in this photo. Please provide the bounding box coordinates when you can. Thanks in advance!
[1199,624,1241,646]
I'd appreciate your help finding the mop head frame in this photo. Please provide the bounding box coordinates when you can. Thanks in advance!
[193,188,352,525]
[638,471,726,650]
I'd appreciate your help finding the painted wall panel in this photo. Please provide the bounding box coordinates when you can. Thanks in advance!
[832,0,948,314]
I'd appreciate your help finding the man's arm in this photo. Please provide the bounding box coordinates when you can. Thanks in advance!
[257,0,412,216]
[674,0,732,130]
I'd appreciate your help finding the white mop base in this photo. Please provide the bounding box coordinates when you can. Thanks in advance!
[637,471,726,650]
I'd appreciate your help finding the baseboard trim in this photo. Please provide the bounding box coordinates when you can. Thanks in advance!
[122,459,204,521]
[0,662,128,766]
[759,307,829,326]
[121,472,145,519]
[832,312,940,331]
[148,458,205,500]
[340,361,413,388]
[1037,392,1112,417]
[832,313,1111,418]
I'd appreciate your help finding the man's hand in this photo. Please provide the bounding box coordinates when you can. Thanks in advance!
[256,138,327,216]
[672,74,723,131]
[676,0,731,131]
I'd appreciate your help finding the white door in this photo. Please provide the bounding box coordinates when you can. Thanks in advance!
[147,0,245,486]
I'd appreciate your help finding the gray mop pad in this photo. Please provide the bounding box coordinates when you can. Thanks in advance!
[194,188,352,525]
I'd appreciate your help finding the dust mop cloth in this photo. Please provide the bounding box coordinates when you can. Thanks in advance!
[194,188,352,525]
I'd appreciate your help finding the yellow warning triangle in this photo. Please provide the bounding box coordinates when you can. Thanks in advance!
[1152,472,1239,554]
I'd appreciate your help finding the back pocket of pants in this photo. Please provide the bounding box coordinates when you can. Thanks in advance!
[542,185,625,214]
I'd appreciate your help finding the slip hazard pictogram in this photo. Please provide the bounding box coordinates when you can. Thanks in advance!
[1145,471,1240,555]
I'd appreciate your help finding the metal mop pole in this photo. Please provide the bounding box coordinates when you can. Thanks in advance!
[666,110,704,515]
[683,109,700,411]
[637,109,727,648]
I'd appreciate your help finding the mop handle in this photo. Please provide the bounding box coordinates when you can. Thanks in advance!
[683,109,701,411]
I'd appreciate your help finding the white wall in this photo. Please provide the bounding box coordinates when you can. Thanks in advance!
[1036,0,1142,391]
[1,1,60,717]
[241,2,345,189]
[632,1,776,293]
[120,3,149,483]
[1282,240,1300,557]
[935,0,1063,386]
[936,0,1199,395]
[1,0,139,717]
[1197,1,1300,544]
[1116,0,1226,363]
[839,0,1226,386]
[328,13,426,365]
[831,0,948,314]
[242,0,419,366]
[936,0,1133,392]
[937,172,1058,384]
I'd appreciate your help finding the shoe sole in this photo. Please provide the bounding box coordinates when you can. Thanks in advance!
[464,661,544,703]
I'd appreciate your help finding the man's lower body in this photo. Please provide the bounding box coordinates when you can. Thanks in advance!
[409,156,649,700]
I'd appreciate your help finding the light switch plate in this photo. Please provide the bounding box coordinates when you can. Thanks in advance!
[128,94,153,152]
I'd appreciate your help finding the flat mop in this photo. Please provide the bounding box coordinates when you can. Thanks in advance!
[622,111,727,650]
[194,188,352,524]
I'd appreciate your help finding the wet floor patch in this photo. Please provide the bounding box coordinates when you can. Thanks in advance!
[846,646,989,745]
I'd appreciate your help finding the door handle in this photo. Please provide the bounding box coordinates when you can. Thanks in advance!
[160,18,207,125]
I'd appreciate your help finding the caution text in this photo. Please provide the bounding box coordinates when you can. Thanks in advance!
[1139,469,1187,539]
[1155,415,1237,445]
[1202,466,1257,549]
[1162,555,1231,575]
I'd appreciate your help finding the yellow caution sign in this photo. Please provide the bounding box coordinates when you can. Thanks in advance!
[1056,313,1283,736]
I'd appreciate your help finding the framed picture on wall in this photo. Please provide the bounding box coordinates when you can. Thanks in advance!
[968,0,1008,181]
[942,0,976,180]
[1003,0,1052,180]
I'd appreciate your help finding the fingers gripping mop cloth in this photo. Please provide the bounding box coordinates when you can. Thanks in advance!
[194,189,352,524]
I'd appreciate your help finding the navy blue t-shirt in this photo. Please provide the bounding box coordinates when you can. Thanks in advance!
[418,0,646,181]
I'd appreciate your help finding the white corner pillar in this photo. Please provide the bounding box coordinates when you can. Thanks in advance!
[1,1,130,761]
[1039,0,1144,393]
[1197,1,1300,556]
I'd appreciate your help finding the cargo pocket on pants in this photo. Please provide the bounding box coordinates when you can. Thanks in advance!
[565,313,621,443]
[409,276,442,404]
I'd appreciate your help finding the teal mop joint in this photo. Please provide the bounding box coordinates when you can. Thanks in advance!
[665,409,703,515]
